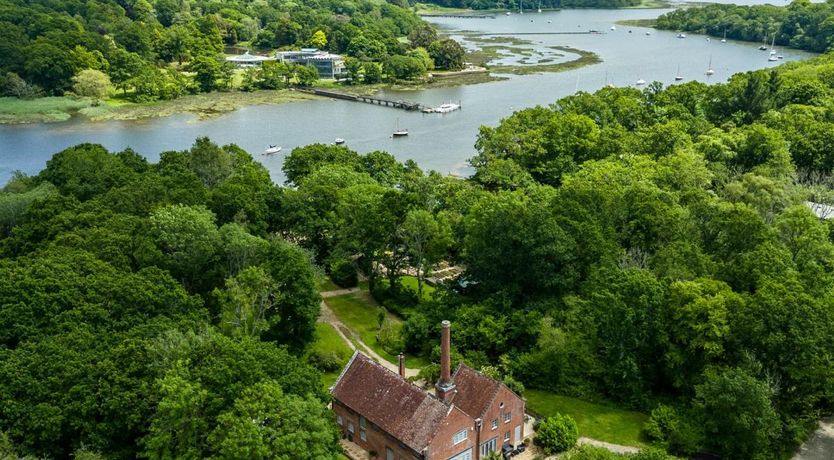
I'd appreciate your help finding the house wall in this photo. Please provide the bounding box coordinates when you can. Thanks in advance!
[478,385,526,456]
[425,406,476,460]
[332,399,422,460]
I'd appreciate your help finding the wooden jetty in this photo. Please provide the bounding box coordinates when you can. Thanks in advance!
[419,13,495,19]
[303,88,429,112]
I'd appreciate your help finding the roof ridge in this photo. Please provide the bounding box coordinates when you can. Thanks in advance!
[457,364,503,418]
[331,350,360,391]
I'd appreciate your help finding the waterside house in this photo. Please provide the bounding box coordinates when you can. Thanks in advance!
[276,48,345,78]
[330,321,526,460]
[224,51,275,67]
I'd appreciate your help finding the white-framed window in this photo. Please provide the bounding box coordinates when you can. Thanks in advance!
[359,416,367,429]
[504,410,511,423]
[480,437,498,456]
[448,448,472,460]
[504,431,510,442]
[337,415,343,425]
[491,419,498,430]
[386,447,394,460]
[452,428,468,445]
[348,422,355,433]
[360,430,367,441]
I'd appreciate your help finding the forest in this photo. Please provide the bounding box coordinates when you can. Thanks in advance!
[656,0,834,53]
[0,0,463,100]
[5,23,834,460]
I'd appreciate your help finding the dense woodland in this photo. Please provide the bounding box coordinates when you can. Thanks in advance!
[656,0,834,53]
[5,48,834,458]
[0,0,468,100]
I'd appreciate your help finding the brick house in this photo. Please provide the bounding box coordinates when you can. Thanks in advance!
[331,321,526,460]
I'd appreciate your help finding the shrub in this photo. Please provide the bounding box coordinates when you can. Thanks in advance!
[566,444,617,460]
[535,413,579,454]
[328,257,357,288]
[307,350,343,372]
[643,404,701,456]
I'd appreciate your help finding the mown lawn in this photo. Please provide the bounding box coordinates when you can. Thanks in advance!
[400,275,436,302]
[309,323,353,388]
[525,390,649,447]
[316,275,341,293]
[325,291,429,368]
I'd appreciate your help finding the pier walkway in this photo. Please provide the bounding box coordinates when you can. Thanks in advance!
[301,88,429,112]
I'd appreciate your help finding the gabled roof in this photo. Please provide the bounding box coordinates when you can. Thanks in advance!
[331,352,451,453]
[449,364,503,419]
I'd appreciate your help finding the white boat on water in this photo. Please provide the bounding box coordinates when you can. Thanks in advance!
[675,65,683,81]
[645,31,651,35]
[264,145,282,155]
[393,119,408,137]
[706,55,715,76]
[335,138,345,145]
[610,25,616,31]
[635,78,646,86]
[435,102,461,113]
[677,33,686,39]
[721,30,727,43]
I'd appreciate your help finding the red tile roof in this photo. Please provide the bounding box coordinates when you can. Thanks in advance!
[331,352,450,453]
[449,365,502,418]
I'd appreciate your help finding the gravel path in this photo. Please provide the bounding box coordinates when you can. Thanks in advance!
[317,292,420,378]
[793,418,834,460]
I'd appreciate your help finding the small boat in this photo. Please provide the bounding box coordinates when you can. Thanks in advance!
[677,33,686,39]
[393,119,408,137]
[538,1,542,12]
[334,138,345,145]
[645,31,651,36]
[610,25,616,31]
[721,30,727,43]
[264,145,282,155]
[506,11,511,15]
[433,102,461,113]
[629,30,633,33]
[547,20,552,23]
[635,78,646,86]
[777,55,784,59]
[769,35,776,55]
[706,37,710,42]
[675,65,683,81]
[759,35,768,50]
[768,55,778,62]
[706,55,715,76]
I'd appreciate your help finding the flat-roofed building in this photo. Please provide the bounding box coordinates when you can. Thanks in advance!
[276,48,345,78]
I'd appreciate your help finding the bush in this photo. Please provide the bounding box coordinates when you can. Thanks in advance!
[643,404,701,456]
[328,257,357,288]
[535,413,579,454]
[307,350,343,372]
[566,444,617,460]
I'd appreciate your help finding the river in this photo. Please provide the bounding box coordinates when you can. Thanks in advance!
[0,5,816,185]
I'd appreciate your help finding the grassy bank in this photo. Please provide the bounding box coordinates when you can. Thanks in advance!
[616,19,657,28]
[0,90,317,125]
[526,389,649,447]
[491,46,601,75]
[309,322,354,388]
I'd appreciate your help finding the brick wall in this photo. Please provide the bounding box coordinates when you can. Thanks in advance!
[333,399,423,460]
[426,405,476,460]
[478,385,526,456]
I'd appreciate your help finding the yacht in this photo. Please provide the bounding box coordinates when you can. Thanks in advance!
[768,55,778,62]
[759,35,768,50]
[506,11,511,15]
[264,145,282,155]
[434,102,461,113]
[674,65,683,81]
[777,55,784,59]
[334,138,345,145]
[393,119,408,137]
[706,55,715,76]
[677,33,686,39]
[610,25,616,31]
[635,78,646,86]
[721,30,727,43]
[645,31,651,36]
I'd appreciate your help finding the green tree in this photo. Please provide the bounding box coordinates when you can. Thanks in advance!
[72,69,111,98]
[208,381,340,459]
[310,30,328,49]
[400,209,452,299]
[428,38,465,71]
[189,54,223,92]
[215,266,278,338]
[150,204,221,292]
[535,413,579,454]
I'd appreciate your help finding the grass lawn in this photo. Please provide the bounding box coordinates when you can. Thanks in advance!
[400,275,436,302]
[325,291,430,368]
[526,389,649,447]
[0,96,95,123]
[316,275,341,292]
[309,323,353,388]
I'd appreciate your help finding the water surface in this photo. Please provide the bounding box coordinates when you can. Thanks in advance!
[0,7,815,184]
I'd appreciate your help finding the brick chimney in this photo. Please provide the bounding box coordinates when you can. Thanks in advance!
[398,353,405,378]
[435,320,456,403]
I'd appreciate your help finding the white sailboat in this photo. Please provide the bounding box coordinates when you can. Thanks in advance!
[538,0,542,12]
[759,35,768,50]
[675,65,683,81]
[635,78,646,86]
[721,30,727,43]
[392,119,408,137]
[769,35,777,55]
[706,55,715,76]
[610,25,616,31]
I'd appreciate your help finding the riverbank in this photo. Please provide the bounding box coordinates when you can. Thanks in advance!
[0,90,319,125]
